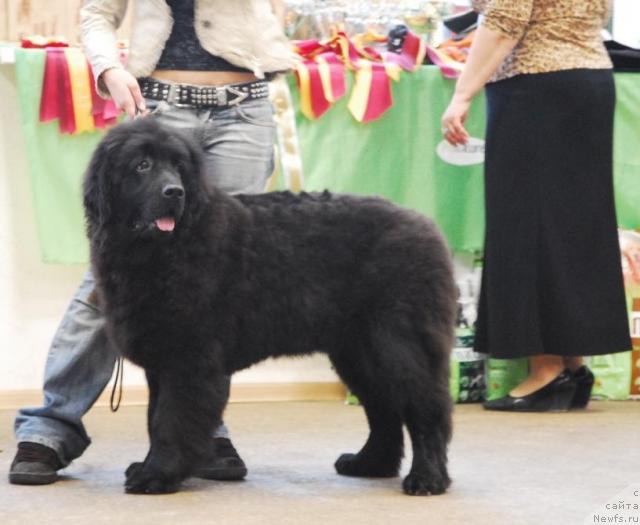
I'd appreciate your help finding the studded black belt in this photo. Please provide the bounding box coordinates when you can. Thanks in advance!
[138,77,270,109]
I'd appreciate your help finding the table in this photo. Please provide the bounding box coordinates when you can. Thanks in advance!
[289,66,640,252]
[9,48,640,264]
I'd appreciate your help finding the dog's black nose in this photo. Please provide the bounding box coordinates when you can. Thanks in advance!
[163,185,185,199]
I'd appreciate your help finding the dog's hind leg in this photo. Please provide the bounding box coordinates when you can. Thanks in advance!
[124,366,228,494]
[334,401,404,478]
[402,330,453,496]
[330,348,404,478]
[403,394,452,496]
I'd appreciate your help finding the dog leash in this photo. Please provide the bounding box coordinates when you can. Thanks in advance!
[110,355,124,412]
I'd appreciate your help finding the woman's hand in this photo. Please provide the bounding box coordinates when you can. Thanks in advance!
[101,68,146,118]
[439,24,520,147]
[441,94,471,146]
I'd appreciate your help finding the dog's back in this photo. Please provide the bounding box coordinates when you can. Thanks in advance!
[226,190,456,380]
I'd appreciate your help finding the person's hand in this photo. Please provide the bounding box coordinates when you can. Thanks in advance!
[441,94,471,146]
[101,68,146,118]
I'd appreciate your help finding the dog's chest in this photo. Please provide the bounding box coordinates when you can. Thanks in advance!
[101,264,218,358]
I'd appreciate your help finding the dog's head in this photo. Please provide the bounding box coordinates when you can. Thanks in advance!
[83,117,209,242]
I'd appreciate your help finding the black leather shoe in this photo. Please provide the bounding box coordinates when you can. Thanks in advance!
[570,365,595,409]
[9,442,63,485]
[483,370,577,412]
[194,437,247,481]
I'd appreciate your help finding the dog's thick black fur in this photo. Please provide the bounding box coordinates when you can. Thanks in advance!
[84,118,456,496]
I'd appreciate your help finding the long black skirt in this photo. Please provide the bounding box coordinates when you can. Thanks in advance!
[474,68,631,359]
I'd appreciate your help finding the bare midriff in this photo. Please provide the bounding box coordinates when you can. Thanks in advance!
[149,70,258,86]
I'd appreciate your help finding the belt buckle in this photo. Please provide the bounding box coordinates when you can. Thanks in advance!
[167,83,191,108]
[226,86,249,106]
[215,86,228,106]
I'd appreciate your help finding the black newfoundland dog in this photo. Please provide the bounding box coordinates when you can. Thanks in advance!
[84,118,456,496]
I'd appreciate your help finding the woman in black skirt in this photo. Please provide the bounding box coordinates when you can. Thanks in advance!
[441,0,630,411]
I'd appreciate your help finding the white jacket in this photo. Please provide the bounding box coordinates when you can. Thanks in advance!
[80,0,297,97]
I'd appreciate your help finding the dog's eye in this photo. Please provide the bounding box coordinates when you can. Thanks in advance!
[136,160,151,172]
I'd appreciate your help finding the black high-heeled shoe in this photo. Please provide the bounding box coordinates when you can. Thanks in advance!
[483,370,577,412]
[570,365,595,409]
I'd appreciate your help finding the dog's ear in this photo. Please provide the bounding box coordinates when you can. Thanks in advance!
[83,135,115,235]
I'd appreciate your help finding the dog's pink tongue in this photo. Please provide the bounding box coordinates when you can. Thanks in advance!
[155,217,175,232]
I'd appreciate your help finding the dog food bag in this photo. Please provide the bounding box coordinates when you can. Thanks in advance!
[623,230,640,399]
[631,296,640,396]
[449,255,486,402]
[585,229,638,400]
[450,326,486,403]
[485,358,529,401]
[587,353,631,400]
[345,391,360,406]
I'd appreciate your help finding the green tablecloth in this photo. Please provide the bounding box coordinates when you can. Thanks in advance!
[290,67,640,252]
[11,49,640,264]
[287,68,487,253]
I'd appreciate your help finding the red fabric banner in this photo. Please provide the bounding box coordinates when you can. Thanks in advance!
[38,46,119,135]
[293,29,426,123]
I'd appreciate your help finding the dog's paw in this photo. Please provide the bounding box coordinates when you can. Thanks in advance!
[125,462,144,482]
[124,466,181,495]
[402,471,450,496]
[334,453,399,478]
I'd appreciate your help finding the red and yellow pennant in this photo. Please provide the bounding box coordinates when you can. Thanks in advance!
[64,47,95,133]
[293,29,426,123]
[425,31,475,79]
[21,36,68,48]
[348,61,394,123]
[317,52,346,103]
[296,58,332,120]
[37,45,119,135]
[40,48,76,134]
[384,30,426,73]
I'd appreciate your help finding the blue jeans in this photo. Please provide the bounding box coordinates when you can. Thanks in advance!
[15,96,276,466]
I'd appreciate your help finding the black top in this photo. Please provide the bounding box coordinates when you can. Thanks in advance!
[155,0,251,73]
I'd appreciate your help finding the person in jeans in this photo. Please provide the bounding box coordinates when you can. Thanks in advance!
[10,0,295,485]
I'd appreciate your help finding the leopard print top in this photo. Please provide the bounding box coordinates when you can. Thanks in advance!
[471,0,612,83]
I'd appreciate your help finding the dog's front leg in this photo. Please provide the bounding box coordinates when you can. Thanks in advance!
[122,370,160,483]
[125,367,228,494]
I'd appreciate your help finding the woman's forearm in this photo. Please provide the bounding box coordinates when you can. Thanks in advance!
[453,24,519,102]
[79,0,129,97]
